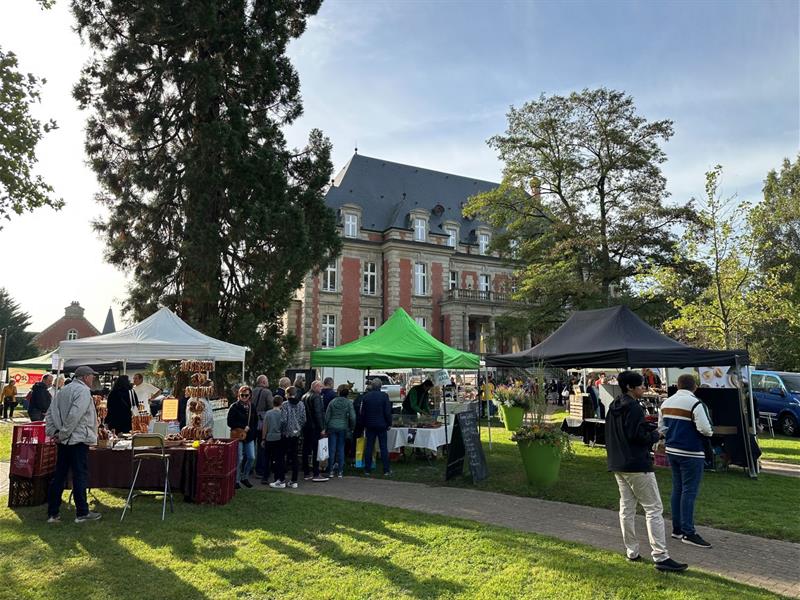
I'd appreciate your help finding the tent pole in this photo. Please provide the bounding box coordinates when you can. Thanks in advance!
[241,360,245,382]
[123,359,127,376]
[487,366,492,451]
[743,360,758,478]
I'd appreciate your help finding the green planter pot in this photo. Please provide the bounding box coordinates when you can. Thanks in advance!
[517,440,562,487]
[499,405,525,431]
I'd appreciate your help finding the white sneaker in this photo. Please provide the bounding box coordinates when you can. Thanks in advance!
[312,475,329,482]
[269,481,286,489]
[47,515,61,524]
[288,481,298,489]
[75,511,102,523]
[337,473,343,479]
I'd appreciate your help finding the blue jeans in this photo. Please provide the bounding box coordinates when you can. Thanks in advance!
[327,429,347,475]
[237,440,256,484]
[364,427,390,474]
[48,443,89,517]
[669,454,704,535]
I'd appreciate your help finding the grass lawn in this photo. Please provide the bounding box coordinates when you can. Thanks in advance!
[390,425,800,542]
[0,421,13,461]
[758,433,800,465]
[0,489,787,600]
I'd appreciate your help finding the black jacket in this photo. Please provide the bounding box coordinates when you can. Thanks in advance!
[360,390,392,430]
[321,387,337,412]
[302,391,324,433]
[227,400,258,442]
[28,381,52,415]
[105,388,136,434]
[605,394,659,472]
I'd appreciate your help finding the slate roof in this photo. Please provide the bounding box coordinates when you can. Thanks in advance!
[325,154,499,243]
[102,308,116,334]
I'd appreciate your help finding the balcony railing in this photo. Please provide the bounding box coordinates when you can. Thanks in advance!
[444,288,519,304]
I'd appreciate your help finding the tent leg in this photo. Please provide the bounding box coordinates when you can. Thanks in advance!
[486,367,492,451]
[123,360,127,375]
[743,361,758,478]
[241,361,245,382]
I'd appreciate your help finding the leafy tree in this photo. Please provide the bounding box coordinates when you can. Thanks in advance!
[0,43,61,226]
[644,166,796,363]
[71,0,340,380]
[0,288,37,363]
[749,156,800,369]
[464,88,699,327]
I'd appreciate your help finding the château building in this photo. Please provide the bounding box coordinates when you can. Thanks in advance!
[287,154,531,367]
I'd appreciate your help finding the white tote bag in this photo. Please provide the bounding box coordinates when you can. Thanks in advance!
[317,437,329,463]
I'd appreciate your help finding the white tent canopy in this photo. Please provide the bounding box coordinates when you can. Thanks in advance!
[57,307,248,364]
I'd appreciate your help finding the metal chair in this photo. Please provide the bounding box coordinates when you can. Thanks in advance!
[120,433,174,521]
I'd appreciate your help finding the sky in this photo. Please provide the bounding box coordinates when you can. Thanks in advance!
[0,0,798,333]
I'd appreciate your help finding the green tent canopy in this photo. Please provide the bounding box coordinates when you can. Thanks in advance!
[7,351,54,370]
[310,308,479,370]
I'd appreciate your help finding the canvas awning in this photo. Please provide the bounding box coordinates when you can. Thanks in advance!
[310,308,479,370]
[57,307,248,363]
[486,306,749,368]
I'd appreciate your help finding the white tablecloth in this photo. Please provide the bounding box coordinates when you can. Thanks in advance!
[388,426,448,452]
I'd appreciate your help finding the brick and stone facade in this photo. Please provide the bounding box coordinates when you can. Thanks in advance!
[288,154,530,367]
[32,301,100,352]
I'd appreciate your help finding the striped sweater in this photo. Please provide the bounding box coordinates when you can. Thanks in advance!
[658,389,713,458]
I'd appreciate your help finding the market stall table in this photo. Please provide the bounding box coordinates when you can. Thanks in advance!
[73,445,198,502]
[388,426,448,453]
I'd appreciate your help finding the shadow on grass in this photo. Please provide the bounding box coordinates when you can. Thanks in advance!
[0,489,786,600]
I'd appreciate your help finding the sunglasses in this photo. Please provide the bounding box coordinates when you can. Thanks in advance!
[240,393,251,398]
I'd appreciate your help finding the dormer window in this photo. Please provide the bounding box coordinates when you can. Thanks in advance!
[478,233,490,255]
[414,218,427,242]
[446,227,458,248]
[66,329,78,341]
[344,213,358,238]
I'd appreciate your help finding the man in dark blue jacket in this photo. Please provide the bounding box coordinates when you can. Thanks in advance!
[360,378,392,476]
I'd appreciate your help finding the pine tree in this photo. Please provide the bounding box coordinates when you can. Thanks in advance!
[71,0,340,380]
[0,289,37,362]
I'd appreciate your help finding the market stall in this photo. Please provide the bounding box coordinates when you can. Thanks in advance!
[486,305,758,477]
[310,308,480,457]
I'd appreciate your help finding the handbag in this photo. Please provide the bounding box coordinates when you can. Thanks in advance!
[230,401,251,441]
[317,437,329,463]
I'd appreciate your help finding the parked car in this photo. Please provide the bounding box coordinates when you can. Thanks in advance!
[364,372,406,404]
[751,370,800,436]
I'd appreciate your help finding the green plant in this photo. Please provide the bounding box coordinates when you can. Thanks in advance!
[494,387,531,410]
[511,424,574,459]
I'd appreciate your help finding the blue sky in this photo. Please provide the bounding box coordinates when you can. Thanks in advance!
[1,0,797,330]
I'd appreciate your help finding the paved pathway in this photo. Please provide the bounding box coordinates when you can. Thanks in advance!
[263,476,800,598]
[761,460,800,478]
[0,462,8,496]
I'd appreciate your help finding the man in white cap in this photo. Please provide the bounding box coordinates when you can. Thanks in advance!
[45,366,102,523]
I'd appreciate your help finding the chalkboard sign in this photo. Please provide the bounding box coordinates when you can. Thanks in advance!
[445,410,488,482]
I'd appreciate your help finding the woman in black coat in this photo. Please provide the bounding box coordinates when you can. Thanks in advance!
[105,375,137,434]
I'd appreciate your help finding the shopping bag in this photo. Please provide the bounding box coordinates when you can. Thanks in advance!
[317,437,329,463]
[355,436,366,468]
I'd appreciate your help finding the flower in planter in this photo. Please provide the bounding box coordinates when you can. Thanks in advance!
[511,424,574,459]
[493,387,532,409]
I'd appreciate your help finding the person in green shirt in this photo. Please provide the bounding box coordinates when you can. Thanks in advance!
[402,380,434,417]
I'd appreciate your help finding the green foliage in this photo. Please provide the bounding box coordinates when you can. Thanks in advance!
[511,424,574,459]
[0,288,37,363]
[749,156,800,369]
[71,0,340,379]
[464,88,700,327]
[643,166,796,361]
[493,386,531,409]
[0,48,61,227]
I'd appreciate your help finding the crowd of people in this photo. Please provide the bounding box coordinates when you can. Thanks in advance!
[229,375,427,489]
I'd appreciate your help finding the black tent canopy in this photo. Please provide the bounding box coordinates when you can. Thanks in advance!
[486,306,749,368]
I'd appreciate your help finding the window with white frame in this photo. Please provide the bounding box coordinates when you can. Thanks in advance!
[66,329,78,341]
[414,316,427,330]
[322,314,336,348]
[446,227,458,248]
[478,233,490,255]
[479,274,491,292]
[362,316,377,336]
[414,218,427,242]
[322,261,337,292]
[449,271,458,290]
[362,261,377,295]
[414,262,427,295]
[344,213,358,238]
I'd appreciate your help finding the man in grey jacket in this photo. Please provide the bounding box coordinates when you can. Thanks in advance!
[45,366,102,523]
